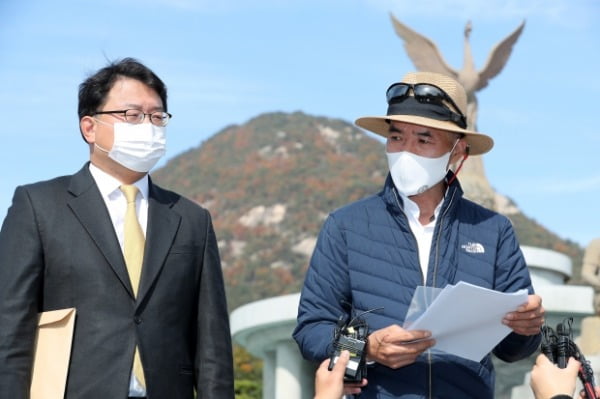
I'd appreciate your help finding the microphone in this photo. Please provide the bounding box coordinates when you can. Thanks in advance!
[540,325,556,363]
[541,319,598,398]
[555,323,569,369]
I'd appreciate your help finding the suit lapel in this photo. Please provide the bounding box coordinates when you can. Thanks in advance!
[137,182,181,302]
[67,164,134,296]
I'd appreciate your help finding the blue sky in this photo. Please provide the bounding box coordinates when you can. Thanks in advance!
[1,0,599,251]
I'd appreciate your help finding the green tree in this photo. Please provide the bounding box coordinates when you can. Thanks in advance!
[234,345,262,399]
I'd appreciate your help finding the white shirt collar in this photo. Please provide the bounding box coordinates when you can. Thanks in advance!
[399,191,444,281]
[399,192,443,227]
[88,163,149,199]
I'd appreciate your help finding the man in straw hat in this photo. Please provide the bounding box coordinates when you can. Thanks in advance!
[294,71,544,398]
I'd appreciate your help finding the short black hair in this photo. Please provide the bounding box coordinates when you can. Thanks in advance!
[77,58,168,139]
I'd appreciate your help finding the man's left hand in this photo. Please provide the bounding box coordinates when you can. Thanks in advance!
[502,294,545,336]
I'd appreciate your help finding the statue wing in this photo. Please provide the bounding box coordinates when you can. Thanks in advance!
[390,13,458,78]
[476,20,526,91]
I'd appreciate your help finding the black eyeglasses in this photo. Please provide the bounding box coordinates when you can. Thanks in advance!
[386,83,466,128]
[94,109,172,127]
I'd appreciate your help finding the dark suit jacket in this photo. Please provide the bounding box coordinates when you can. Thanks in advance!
[0,164,234,399]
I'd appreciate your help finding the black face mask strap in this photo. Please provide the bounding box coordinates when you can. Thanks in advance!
[387,96,466,129]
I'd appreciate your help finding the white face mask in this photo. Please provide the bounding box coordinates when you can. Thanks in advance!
[95,122,166,173]
[386,142,457,196]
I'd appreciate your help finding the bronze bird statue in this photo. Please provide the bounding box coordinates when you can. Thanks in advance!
[390,14,525,130]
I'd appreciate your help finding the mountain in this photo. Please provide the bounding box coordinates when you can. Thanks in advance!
[151,111,584,311]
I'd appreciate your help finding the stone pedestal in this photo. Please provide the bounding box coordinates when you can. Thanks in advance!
[459,155,496,210]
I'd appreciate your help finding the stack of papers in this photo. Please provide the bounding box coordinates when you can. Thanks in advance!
[405,281,528,362]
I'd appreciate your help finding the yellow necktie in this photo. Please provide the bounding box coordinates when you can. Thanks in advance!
[120,184,146,389]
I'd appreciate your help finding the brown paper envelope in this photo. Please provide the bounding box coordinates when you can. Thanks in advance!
[30,308,76,399]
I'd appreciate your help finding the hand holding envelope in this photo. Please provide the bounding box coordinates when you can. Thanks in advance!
[31,308,76,399]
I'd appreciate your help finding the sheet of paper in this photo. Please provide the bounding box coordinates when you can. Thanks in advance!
[406,281,528,362]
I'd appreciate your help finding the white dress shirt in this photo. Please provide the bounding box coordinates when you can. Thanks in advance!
[88,163,148,397]
[399,192,443,282]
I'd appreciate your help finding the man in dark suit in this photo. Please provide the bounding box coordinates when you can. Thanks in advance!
[0,58,234,398]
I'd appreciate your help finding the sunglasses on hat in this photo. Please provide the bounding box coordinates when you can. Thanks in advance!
[386,83,467,129]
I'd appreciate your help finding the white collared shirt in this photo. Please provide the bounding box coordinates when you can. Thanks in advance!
[399,192,443,282]
[88,164,149,245]
[88,163,148,396]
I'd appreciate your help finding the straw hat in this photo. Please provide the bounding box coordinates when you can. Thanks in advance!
[355,71,494,155]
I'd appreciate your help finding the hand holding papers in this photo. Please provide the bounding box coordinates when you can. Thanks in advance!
[404,282,528,362]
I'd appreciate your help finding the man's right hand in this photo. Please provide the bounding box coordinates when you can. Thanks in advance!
[367,325,435,368]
